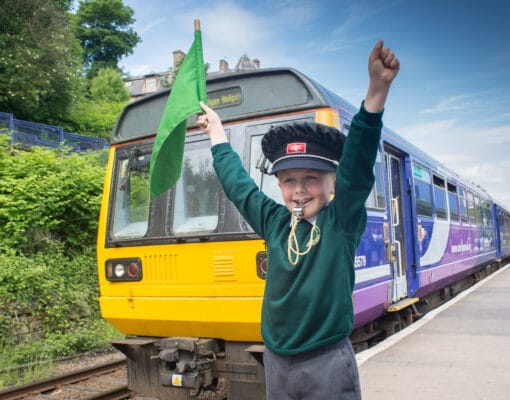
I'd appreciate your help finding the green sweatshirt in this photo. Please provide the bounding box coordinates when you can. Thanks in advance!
[211,104,383,355]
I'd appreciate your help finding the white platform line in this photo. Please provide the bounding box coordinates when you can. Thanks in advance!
[356,262,510,366]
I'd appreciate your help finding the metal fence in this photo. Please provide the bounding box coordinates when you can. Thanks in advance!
[0,111,109,152]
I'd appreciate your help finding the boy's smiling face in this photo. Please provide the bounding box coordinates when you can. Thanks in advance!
[277,168,335,219]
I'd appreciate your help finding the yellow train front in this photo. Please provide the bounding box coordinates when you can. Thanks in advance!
[97,68,348,399]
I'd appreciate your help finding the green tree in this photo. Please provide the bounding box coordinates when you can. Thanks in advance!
[74,0,141,78]
[59,68,129,139]
[61,98,127,140]
[90,67,130,102]
[0,0,84,122]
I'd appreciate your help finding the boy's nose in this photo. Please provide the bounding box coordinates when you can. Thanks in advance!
[294,181,306,193]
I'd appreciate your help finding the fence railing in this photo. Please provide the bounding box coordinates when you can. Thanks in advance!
[0,111,109,152]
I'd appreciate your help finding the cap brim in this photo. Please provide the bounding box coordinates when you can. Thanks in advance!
[271,157,337,175]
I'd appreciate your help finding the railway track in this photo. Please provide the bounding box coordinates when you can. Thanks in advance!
[0,359,130,400]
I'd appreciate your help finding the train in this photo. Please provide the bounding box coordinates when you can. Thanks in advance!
[96,67,510,399]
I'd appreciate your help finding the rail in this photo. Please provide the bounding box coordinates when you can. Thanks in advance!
[0,359,128,400]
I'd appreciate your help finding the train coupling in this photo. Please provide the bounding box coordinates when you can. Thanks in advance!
[155,337,220,390]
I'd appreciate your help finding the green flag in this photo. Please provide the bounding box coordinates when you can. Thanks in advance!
[149,22,207,200]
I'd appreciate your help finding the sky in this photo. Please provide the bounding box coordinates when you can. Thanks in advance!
[114,0,510,209]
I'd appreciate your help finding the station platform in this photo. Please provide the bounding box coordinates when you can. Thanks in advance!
[357,263,510,400]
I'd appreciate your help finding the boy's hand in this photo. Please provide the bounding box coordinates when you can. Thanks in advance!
[365,40,400,113]
[369,40,399,87]
[198,102,228,145]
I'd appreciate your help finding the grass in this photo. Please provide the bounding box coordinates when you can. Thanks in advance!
[0,319,123,390]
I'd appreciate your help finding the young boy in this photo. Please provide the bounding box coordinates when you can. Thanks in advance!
[198,40,399,399]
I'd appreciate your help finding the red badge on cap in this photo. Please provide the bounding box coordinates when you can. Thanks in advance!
[287,143,306,154]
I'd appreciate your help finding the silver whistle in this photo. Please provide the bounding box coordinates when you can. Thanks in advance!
[292,204,304,223]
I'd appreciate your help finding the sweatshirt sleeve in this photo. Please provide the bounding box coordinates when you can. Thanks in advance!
[333,102,383,234]
[211,142,283,238]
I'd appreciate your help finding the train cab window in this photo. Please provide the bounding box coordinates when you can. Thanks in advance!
[249,135,285,204]
[412,162,433,217]
[366,151,386,209]
[459,188,469,223]
[447,182,460,222]
[112,148,150,238]
[172,139,221,234]
[433,174,448,220]
[468,191,476,224]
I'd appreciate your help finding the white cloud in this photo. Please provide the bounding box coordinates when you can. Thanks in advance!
[137,17,167,34]
[399,118,510,208]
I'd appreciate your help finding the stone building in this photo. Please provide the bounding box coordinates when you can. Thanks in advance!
[124,51,260,100]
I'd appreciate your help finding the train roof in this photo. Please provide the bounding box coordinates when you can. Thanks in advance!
[112,67,352,144]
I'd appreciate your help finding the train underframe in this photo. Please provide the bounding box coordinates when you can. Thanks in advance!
[112,337,265,399]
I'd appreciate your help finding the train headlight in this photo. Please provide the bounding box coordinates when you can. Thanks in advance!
[114,263,125,277]
[105,258,142,281]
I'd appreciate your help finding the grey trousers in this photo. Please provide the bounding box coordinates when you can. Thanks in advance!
[263,338,361,400]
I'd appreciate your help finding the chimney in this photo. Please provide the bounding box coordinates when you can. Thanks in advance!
[173,50,186,70]
[253,58,260,69]
[219,59,229,73]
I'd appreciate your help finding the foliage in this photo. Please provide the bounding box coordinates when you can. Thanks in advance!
[0,319,122,387]
[0,0,84,122]
[58,67,129,139]
[0,136,106,255]
[0,247,97,340]
[61,98,127,139]
[54,0,75,11]
[0,136,123,382]
[0,0,135,380]
[0,243,122,384]
[90,67,131,102]
[74,0,141,78]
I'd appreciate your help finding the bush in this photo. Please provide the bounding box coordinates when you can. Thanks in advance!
[0,136,120,373]
[0,247,99,343]
[0,136,106,255]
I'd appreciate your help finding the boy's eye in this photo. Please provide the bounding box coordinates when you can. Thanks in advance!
[280,175,322,187]
[305,176,319,185]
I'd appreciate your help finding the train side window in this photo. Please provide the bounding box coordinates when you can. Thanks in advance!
[412,162,433,217]
[483,200,493,227]
[366,151,386,210]
[433,174,448,220]
[447,182,460,222]
[468,192,476,224]
[475,196,483,225]
[459,188,469,223]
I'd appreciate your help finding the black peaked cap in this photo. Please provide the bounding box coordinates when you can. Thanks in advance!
[261,122,346,174]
